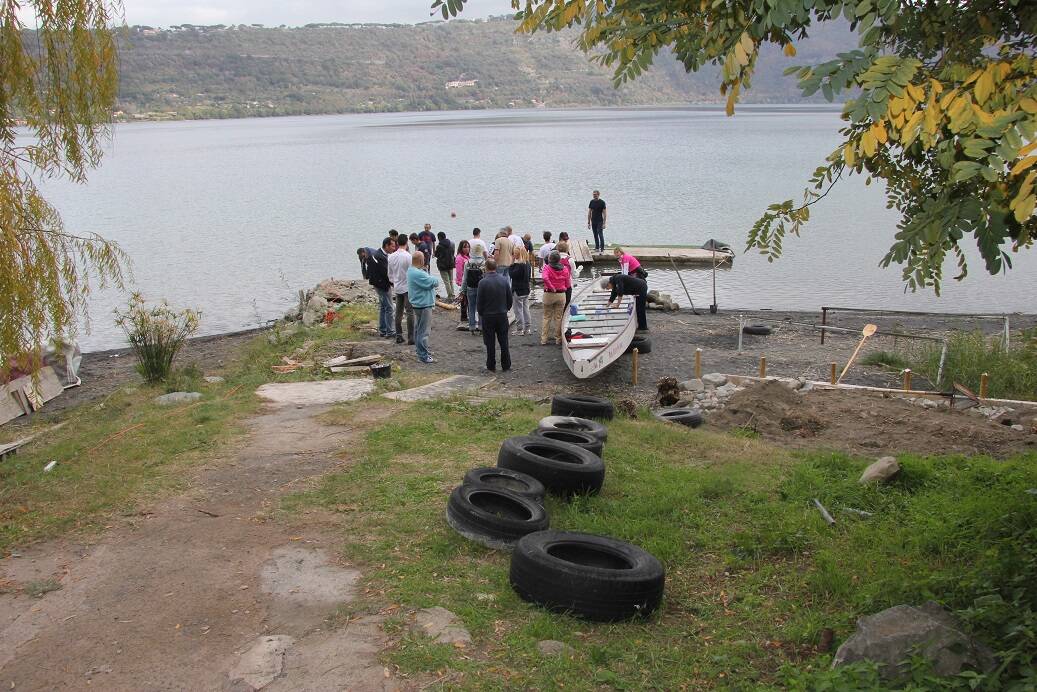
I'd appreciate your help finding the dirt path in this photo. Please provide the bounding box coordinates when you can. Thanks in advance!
[0,398,400,691]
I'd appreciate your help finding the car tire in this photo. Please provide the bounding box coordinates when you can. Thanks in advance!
[653,408,703,428]
[498,436,605,496]
[742,324,772,336]
[550,394,615,420]
[625,335,652,354]
[510,531,665,622]
[445,485,549,550]
[536,416,608,443]
[462,467,545,503]
[530,428,604,458]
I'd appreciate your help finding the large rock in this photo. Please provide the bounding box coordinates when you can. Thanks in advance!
[833,602,995,682]
[702,373,727,387]
[715,383,741,399]
[412,607,472,646]
[679,379,704,392]
[301,295,329,327]
[859,457,901,484]
[227,635,295,690]
[154,391,202,406]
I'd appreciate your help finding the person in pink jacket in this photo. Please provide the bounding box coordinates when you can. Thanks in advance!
[613,247,643,276]
[454,240,470,328]
[540,250,571,345]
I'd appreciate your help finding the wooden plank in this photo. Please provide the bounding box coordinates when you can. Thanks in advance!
[570,239,594,264]
[323,354,382,368]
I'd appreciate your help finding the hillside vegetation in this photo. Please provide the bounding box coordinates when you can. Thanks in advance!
[113,17,854,119]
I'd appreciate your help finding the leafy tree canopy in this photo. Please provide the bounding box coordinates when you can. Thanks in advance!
[436,0,1037,292]
[1,1,124,366]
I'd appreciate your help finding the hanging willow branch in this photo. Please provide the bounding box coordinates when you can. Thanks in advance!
[1,1,125,366]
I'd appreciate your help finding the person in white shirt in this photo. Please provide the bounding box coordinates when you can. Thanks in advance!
[469,227,488,257]
[508,226,523,248]
[538,230,555,267]
[388,236,415,344]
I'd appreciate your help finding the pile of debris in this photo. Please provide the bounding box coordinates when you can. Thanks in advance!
[658,373,806,413]
[286,279,378,327]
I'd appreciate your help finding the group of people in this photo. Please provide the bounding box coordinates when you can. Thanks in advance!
[358,215,649,373]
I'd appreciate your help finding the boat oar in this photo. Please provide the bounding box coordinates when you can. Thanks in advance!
[838,324,878,383]
[668,254,700,315]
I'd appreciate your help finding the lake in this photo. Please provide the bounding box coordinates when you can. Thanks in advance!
[34,106,1037,351]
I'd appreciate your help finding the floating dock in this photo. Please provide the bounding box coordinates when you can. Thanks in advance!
[564,240,734,266]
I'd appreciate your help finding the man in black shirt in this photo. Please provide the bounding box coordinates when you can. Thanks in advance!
[602,274,648,332]
[587,190,607,253]
[434,231,456,299]
[366,237,396,338]
[476,259,513,372]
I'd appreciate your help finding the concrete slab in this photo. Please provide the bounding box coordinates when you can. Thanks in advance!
[382,375,492,402]
[255,380,374,407]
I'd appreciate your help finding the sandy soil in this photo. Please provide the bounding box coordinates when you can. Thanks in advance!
[712,380,1037,458]
[0,400,404,691]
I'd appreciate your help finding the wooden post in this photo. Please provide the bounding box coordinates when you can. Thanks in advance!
[694,348,702,379]
[830,362,837,385]
[632,348,639,385]
[979,372,989,399]
[759,356,767,379]
[820,307,828,344]
[902,369,912,391]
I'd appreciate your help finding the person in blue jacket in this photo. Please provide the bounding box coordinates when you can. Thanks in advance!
[406,251,440,363]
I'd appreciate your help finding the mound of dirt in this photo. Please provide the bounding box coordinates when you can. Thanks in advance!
[711,381,1036,458]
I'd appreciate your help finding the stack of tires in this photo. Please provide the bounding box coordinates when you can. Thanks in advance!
[446,393,666,622]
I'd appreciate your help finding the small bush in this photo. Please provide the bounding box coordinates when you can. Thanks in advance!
[115,293,200,384]
[918,331,1037,400]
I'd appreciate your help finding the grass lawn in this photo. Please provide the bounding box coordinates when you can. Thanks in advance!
[287,398,1037,690]
[0,307,397,552]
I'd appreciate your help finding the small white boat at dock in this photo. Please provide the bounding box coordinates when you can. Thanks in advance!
[561,280,637,379]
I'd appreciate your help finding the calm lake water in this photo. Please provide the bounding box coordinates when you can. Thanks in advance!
[34,107,1037,351]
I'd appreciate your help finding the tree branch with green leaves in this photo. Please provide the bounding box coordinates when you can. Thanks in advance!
[434,0,1036,293]
[1,1,126,365]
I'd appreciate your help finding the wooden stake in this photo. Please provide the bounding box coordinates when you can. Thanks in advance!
[979,372,989,399]
[759,356,767,379]
[694,348,702,379]
[830,363,838,384]
[902,369,912,391]
[632,348,639,385]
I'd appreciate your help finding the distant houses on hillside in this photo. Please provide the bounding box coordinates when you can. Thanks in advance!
[445,79,479,89]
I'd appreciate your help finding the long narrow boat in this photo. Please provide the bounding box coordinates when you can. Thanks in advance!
[561,280,637,379]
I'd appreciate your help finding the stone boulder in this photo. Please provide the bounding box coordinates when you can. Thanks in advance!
[154,392,202,406]
[412,607,472,646]
[679,379,704,393]
[833,602,995,682]
[859,456,901,484]
[301,295,330,327]
[702,373,727,387]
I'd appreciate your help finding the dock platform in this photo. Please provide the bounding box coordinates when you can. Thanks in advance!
[564,239,734,266]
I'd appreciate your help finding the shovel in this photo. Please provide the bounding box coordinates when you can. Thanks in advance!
[837,323,878,384]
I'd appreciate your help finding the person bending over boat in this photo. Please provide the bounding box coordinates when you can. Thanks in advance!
[602,274,649,333]
[613,247,647,279]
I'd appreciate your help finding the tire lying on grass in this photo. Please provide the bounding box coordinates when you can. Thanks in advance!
[742,324,772,336]
[446,485,549,550]
[498,436,605,496]
[550,394,615,421]
[530,428,604,458]
[625,335,652,354]
[463,467,546,503]
[653,408,703,428]
[510,531,665,622]
[536,415,608,443]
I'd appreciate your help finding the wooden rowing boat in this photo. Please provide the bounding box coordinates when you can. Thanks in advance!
[562,280,636,379]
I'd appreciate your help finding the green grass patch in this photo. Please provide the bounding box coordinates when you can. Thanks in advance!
[916,330,1037,400]
[0,307,381,553]
[861,350,911,371]
[286,399,1037,689]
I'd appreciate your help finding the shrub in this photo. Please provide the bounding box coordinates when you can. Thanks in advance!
[918,331,1037,401]
[114,293,200,384]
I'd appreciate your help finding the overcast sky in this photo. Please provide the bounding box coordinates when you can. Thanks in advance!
[115,1,516,27]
